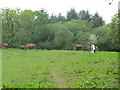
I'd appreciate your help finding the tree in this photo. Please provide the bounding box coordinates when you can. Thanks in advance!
[109,10,120,51]
[91,12,104,28]
[1,8,116,51]
[17,10,35,46]
[34,10,47,25]
[40,9,49,22]
[76,31,91,50]
[2,9,47,47]
[78,10,91,22]
[66,8,78,21]
[54,30,74,50]
[49,14,59,23]
[38,25,55,43]
[2,8,21,47]
[93,25,113,51]
[58,13,66,22]
[89,34,98,44]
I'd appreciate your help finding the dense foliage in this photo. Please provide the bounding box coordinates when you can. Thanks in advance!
[1,8,119,51]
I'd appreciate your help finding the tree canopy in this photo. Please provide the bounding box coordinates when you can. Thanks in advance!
[1,8,119,51]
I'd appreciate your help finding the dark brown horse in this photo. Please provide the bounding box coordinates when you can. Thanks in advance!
[24,44,36,51]
[74,45,83,50]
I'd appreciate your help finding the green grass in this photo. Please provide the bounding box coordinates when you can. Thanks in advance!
[1,49,118,88]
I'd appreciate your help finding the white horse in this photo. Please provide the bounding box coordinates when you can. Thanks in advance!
[91,44,96,53]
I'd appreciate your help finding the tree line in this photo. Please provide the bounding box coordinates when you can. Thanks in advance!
[1,8,119,51]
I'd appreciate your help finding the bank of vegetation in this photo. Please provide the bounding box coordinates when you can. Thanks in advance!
[2,49,118,88]
[1,8,120,51]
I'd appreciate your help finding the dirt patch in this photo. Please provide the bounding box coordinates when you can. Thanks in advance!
[51,70,67,88]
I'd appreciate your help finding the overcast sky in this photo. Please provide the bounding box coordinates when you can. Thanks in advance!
[0,0,119,24]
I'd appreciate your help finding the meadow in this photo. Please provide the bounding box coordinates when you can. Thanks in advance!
[2,49,118,88]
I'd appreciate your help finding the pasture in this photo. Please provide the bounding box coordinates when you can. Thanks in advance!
[2,49,118,88]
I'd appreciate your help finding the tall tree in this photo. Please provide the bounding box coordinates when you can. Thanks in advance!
[40,9,49,23]
[91,12,104,28]
[13,10,35,46]
[34,10,47,25]
[54,30,74,50]
[2,8,21,47]
[58,13,66,22]
[110,11,120,51]
[93,25,113,51]
[49,14,59,23]
[66,8,78,21]
[78,10,91,22]
[76,31,91,50]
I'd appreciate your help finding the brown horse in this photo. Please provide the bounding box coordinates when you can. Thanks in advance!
[20,45,25,49]
[0,43,8,49]
[24,44,36,51]
[74,45,83,50]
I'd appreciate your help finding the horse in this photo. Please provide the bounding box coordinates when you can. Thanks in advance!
[20,45,25,49]
[24,44,36,51]
[0,43,8,49]
[2,43,8,48]
[91,44,96,53]
[74,45,83,50]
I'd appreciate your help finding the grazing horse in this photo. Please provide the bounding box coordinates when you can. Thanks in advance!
[24,44,36,51]
[20,45,25,49]
[0,43,8,49]
[74,45,83,50]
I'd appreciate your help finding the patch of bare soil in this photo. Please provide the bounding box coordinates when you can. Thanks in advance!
[51,70,67,88]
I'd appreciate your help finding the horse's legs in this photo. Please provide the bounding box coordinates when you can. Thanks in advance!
[82,47,83,50]
[24,47,27,51]
[74,47,76,50]
[34,47,36,50]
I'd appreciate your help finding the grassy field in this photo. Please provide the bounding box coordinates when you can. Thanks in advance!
[2,49,118,88]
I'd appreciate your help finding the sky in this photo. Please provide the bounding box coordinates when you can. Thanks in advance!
[0,0,119,24]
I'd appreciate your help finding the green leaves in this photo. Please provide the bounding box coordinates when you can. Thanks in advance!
[2,49,118,88]
[67,8,78,21]
[54,30,74,50]
[109,12,120,51]
[2,81,56,88]
[1,8,118,51]
[78,10,91,22]
[91,12,104,28]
